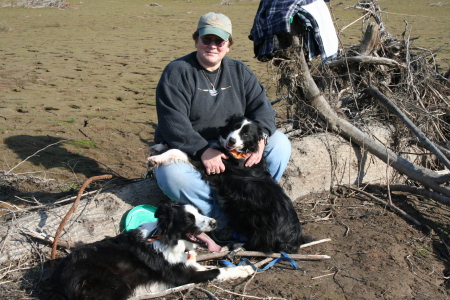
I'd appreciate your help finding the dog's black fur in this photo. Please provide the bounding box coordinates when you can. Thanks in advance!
[149,115,302,254]
[47,202,253,300]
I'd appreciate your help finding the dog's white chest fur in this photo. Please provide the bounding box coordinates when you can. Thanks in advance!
[152,240,191,264]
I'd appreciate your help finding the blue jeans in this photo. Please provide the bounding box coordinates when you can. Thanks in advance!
[153,130,291,229]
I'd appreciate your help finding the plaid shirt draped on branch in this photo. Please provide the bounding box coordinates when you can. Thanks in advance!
[249,0,318,61]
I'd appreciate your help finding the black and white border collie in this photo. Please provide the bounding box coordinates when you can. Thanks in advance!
[148,115,302,254]
[47,203,254,300]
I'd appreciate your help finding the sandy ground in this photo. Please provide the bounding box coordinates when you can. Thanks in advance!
[0,0,449,299]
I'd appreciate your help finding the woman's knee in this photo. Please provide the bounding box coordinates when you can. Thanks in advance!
[266,131,291,158]
[153,164,197,199]
[264,131,292,181]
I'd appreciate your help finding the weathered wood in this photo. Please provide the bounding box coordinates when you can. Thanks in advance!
[389,184,450,205]
[326,55,402,68]
[0,179,168,264]
[359,22,381,56]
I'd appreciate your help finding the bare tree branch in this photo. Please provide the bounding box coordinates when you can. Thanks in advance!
[367,86,450,171]
[389,184,450,205]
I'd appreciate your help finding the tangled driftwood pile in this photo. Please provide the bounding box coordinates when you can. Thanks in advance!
[274,0,450,205]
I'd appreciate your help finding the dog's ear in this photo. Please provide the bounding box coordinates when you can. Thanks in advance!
[244,122,264,153]
[155,202,174,235]
[257,124,264,140]
[225,114,242,125]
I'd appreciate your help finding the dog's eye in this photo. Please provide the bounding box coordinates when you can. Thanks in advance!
[188,214,195,223]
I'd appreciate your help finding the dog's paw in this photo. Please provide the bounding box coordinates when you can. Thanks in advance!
[239,265,256,276]
[216,265,255,281]
[147,149,190,167]
[147,155,164,166]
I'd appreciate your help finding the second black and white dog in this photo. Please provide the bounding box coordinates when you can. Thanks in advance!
[47,203,254,300]
[148,115,302,254]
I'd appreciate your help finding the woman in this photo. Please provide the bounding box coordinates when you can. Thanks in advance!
[152,12,291,235]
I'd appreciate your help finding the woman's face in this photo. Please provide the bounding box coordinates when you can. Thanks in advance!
[195,34,230,71]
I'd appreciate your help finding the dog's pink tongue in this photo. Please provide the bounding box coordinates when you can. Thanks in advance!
[196,232,222,252]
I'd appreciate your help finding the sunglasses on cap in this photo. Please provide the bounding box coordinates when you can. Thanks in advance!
[200,37,227,47]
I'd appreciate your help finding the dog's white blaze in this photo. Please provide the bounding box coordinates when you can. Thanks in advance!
[184,204,216,232]
[152,240,189,264]
[139,222,190,264]
[227,119,251,150]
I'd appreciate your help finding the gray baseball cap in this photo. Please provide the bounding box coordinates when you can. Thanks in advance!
[197,12,232,41]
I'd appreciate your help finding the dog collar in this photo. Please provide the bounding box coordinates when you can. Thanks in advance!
[187,253,195,261]
[147,226,161,242]
[230,149,247,159]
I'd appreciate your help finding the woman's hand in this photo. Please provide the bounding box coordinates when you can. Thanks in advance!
[201,148,228,175]
[244,139,265,167]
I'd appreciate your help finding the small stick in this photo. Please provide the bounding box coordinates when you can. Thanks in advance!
[50,174,113,260]
[10,190,104,212]
[300,238,331,248]
[235,252,330,260]
[339,14,366,33]
[197,251,330,262]
[6,139,70,175]
[338,221,350,237]
[197,238,331,262]
[21,229,73,249]
[312,273,335,280]
[254,257,274,268]
[197,251,230,261]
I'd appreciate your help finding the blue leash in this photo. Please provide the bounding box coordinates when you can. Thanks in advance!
[221,252,300,272]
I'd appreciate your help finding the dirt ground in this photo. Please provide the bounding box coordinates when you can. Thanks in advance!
[1,0,450,299]
[2,187,450,299]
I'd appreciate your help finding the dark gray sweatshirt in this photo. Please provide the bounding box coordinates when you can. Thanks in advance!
[154,51,276,158]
